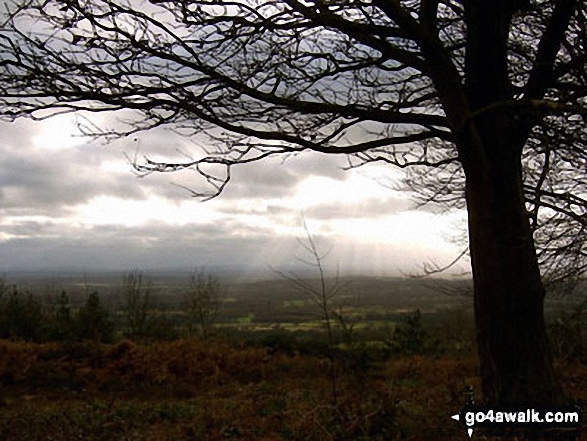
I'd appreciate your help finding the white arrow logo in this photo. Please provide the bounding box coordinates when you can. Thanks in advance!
[451,413,474,438]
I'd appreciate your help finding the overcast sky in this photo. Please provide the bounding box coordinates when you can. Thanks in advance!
[0,112,468,276]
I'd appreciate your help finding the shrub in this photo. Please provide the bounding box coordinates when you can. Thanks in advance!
[549,307,587,362]
[0,284,46,342]
[390,309,440,355]
[75,292,115,343]
[46,291,76,341]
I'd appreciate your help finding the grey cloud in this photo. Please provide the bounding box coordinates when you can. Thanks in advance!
[0,121,146,215]
[209,153,350,201]
[0,219,292,271]
[0,220,65,237]
[90,219,275,241]
[285,152,349,181]
[1,117,350,221]
[0,116,451,275]
[89,127,299,202]
[10,115,359,204]
[304,197,414,220]
[0,147,147,211]
[130,137,353,201]
[216,160,309,200]
[217,203,295,217]
[0,205,462,275]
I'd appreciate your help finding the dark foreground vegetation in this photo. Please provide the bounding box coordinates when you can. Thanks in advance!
[0,337,477,440]
[0,273,586,440]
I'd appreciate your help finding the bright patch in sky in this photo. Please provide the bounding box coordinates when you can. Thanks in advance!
[0,117,469,274]
[31,114,85,151]
[74,196,223,227]
[329,211,461,248]
[291,174,392,207]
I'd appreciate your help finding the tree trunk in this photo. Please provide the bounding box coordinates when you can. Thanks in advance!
[465,149,561,405]
[456,0,564,406]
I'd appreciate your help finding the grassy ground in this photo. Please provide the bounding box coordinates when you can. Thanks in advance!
[0,339,585,440]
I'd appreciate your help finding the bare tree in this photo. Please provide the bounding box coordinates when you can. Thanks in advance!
[1,0,586,407]
[185,268,223,339]
[276,221,351,404]
[122,270,152,339]
[276,221,351,345]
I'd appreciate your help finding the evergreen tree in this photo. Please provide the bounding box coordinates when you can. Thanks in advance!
[76,292,115,343]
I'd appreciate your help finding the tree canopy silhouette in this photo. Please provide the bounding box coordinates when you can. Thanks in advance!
[1,0,586,407]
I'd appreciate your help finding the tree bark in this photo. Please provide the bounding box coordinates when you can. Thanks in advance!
[454,0,564,406]
[465,150,562,405]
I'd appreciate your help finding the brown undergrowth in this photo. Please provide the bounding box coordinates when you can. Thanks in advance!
[0,339,583,440]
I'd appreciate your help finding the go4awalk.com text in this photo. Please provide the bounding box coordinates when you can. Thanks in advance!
[451,405,582,438]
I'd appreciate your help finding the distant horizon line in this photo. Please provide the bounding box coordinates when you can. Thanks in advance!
[0,265,470,280]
